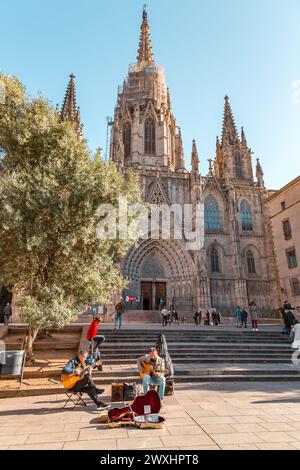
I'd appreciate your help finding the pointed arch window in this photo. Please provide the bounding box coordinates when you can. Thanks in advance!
[241,200,253,231]
[123,122,131,158]
[247,250,256,274]
[211,248,220,273]
[291,278,300,297]
[145,118,156,155]
[204,195,222,232]
[235,153,243,178]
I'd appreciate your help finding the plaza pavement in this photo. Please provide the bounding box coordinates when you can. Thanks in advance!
[1,382,300,450]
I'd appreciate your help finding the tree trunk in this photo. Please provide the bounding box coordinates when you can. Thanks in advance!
[25,327,39,365]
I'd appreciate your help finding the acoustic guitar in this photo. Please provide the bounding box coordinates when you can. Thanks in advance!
[139,361,154,379]
[61,363,92,390]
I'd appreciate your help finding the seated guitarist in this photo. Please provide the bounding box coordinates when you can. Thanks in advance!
[62,350,109,410]
[137,347,166,405]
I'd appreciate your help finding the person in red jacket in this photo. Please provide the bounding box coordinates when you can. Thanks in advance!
[86,316,105,372]
[86,315,105,350]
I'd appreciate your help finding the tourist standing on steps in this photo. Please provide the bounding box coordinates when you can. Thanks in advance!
[235,306,242,328]
[159,297,165,311]
[161,307,169,327]
[204,310,211,326]
[193,309,201,325]
[249,301,259,331]
[3,303,12,326]
[114,298,125,330]
[241,308,248,329]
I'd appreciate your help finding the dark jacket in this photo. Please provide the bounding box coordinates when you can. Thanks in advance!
[115,301,125,314]
[284,310,297,328]
[3,305,12,316]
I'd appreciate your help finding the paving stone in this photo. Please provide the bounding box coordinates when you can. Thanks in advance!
[9,442,64,450]
[117,437,164,450]
[161,434,215,448]
[164,417,195,426]
[0,435,29,446]
[256,431,297,443]
[167,425,205,436]
[64,439,118,450]
[211,433,263,445]
[260,422,296,432]
[220,444,259,450]
[194,416,237,425]
[26,431,79,445]
[79,428,128,440]
[256,443,297,450]
[15,424,66,435]
[231,423,267,433]
[0,427,18,436]
[127,428,170,438]
[258,415,291,423]
[179,446,220,450]
[201,424,236,434]
[232,415,266,424]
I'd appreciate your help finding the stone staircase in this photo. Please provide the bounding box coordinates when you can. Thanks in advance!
[94,329,300,384]
[2,326,300,399]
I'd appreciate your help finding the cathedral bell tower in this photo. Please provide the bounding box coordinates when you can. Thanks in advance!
[215,96,253,182]
[110,7,185,173]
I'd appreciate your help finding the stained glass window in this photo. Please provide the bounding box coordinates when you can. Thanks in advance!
[145,118,156,154]
[123,123,131,158]
[211,248,220,273]
[235,153,243,178]
[204,195,221,232]
[291,279,300,297]
[241,200,253,231]
[247,250,256,274]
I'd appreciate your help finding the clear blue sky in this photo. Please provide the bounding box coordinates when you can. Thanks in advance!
[1,0,300,189]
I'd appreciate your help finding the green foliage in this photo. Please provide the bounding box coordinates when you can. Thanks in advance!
[0,72,141,329]
[18,286,79,330]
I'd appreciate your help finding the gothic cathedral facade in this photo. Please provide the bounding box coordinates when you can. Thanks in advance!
[110,9,278,316]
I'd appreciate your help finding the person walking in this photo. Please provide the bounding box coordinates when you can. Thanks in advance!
[171,308,179,325]
[114,298,125,330]
[161,307,169,327]
[284,305,297,334]
[3,303,12,326]
[292,322,300,349]
[235,306,242,328]
[86,315,105,349]
[205,310,211,326]
[249,301,259,331]
[159,297,165,311]
[241,308,248,329]
[193,310,200,325]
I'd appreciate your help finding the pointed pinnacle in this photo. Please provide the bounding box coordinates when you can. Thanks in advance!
[137,6,154,64]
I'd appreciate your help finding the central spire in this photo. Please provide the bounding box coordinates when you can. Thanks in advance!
[137,5,154,65]
[222,95,239,146]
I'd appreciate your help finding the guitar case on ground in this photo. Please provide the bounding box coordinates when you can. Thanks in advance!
[97,390,166,429]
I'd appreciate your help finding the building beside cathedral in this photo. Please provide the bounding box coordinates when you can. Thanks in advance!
[108,8,279,316]
[266,177,300,310]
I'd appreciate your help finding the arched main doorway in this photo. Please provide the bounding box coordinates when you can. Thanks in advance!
[123,238,196,311]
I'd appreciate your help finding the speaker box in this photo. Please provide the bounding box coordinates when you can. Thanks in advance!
[111,383,124,402]
[124,382,137,402]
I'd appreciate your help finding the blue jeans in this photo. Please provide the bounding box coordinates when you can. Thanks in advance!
[143,374,166,401]
[114,313,123,329]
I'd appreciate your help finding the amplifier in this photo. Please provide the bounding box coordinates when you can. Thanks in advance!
[111,383,124,402]
[124,382,137,402]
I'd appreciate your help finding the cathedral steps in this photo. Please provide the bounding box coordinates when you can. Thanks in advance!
[98,329,299,381]
[2,327,299,398]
